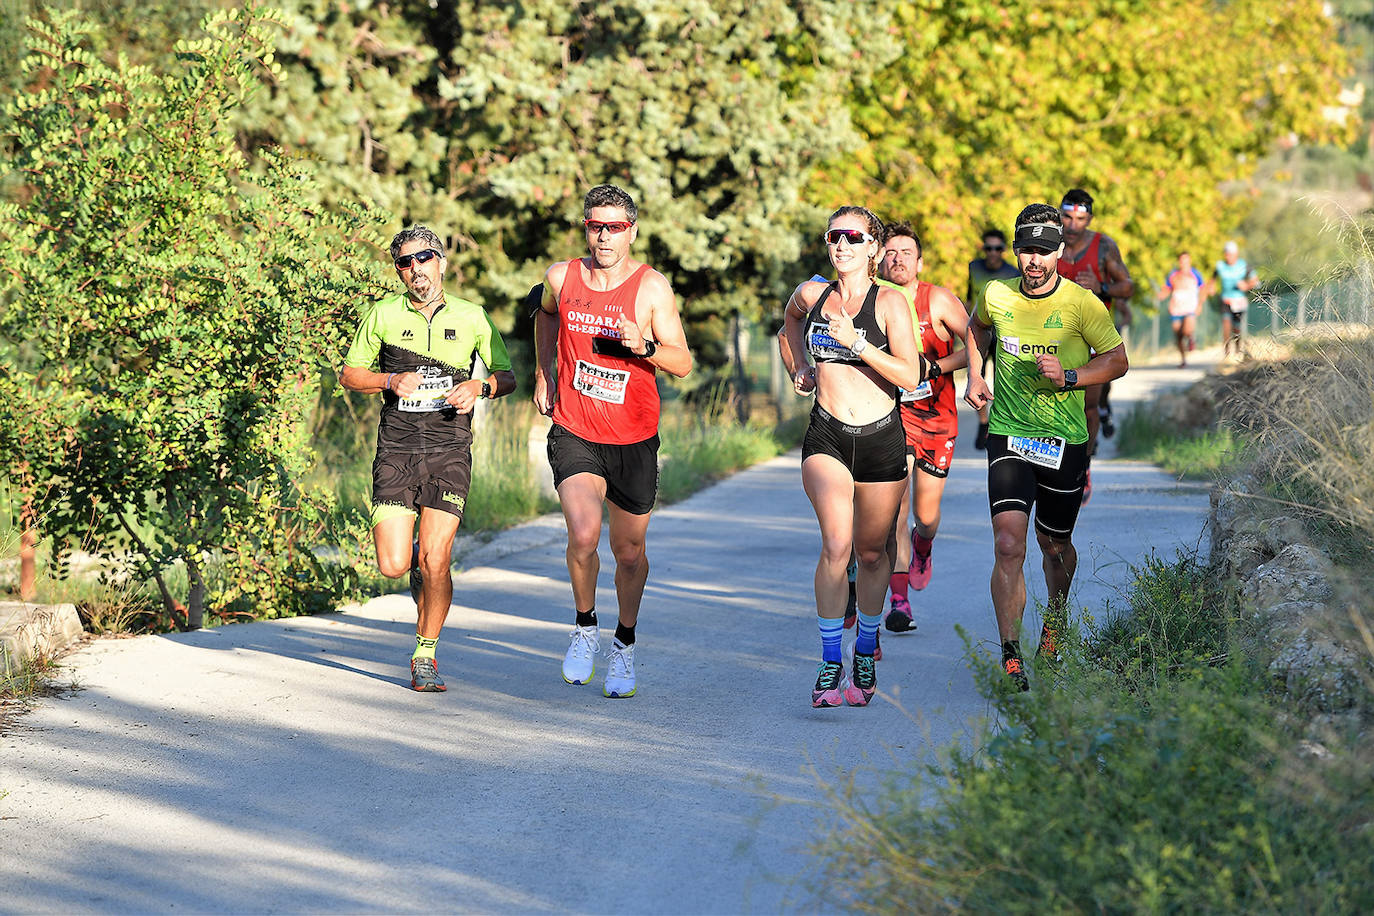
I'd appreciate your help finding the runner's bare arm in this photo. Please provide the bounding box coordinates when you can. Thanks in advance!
[1101,237,1135,300]
[963,314,994,408]
[621,269,692,378]
[929,286,971,376]
[533,261,570,415]
[1037,343,1128,390]
[340,366,423,397]
[783,281,825,393]
[848,286,924,391]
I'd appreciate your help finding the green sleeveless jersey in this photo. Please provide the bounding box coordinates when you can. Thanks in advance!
[975,277,1122,444]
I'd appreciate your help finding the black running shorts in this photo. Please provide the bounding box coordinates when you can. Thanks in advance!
[548,424,660,515]
[371,443,473,526]
[801,403,907,483]
[985,433,1089,539]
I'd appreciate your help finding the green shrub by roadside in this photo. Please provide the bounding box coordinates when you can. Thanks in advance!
[658,391,790,505]
[1115,408,1249,480]
[811,550,1374,914]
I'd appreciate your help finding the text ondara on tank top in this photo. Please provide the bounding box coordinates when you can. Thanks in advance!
[553,259,662,445]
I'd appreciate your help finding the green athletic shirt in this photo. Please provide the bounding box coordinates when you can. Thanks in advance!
[967,258,1020,309]
[975,277,1122,444]
[345,291,512,454]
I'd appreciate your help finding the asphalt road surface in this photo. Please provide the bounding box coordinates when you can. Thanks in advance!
[1,360,1213,913]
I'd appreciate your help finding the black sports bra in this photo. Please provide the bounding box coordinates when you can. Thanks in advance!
[804,282,888,364]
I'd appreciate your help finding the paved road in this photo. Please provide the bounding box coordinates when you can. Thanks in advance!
[1,360,1213,913]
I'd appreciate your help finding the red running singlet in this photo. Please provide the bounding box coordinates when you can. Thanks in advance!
[901,282,958,437]
[553,259,661,445]
[1056,232,1109,303]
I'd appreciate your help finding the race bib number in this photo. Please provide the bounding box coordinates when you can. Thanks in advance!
[808,320,865,360]
[901,380,933,402]
[1000,335,1020,357]
[573,359,630,404]
[1223,296,1247,312]
[1007,435,1065,470]
[398,374,454,413]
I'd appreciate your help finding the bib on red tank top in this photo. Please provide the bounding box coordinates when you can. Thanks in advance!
[1057,233,1109,303]
[900,281,958,436]
[553,259,661,445]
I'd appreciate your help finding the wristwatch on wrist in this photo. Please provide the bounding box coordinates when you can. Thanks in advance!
[480,381,492,399]
[849,338,868,357]
[637,339,658,359]
[1060,369,1078,392]
[927,360,943,381]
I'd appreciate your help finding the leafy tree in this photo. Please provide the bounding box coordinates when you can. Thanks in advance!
[822,0,1354,297]
[0,6,389,627]
[244,0,895,370]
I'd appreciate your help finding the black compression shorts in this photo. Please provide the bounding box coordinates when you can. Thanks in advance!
[985,433,1089,539]
[548,424,660,515]
[802,403,906,483]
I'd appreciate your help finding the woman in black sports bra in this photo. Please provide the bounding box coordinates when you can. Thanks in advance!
[781,206,926,710]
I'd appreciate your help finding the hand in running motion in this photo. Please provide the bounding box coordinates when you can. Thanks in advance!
[390,371,422,397]
[964,371,992,410]
[618,314,649,356]
[827,312,859,350]
[1036,353,1066,388]
[793,364,817,395]
[445,378,483,414]
[533,369,557,417]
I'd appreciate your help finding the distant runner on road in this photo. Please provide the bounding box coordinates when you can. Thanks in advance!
[879,222,969,632]
[534,184,694,699]
[782,206,925,708]
[1163,251,1206,368]
[1214,241,1258,359]
[963,203,1128,690]
[340,225,516,692]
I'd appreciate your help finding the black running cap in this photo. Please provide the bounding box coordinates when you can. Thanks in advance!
[1013,223,1064,251]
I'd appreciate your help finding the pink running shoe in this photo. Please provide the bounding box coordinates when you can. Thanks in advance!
[885,595,916,633]
[843,653,876,707]
[812,660,845,708]
[909,540,933,591]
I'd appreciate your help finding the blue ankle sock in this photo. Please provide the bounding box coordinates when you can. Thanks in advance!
[818,615,844,663]
[855,610,882,655]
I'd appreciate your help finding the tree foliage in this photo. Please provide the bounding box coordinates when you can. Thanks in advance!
[820,0,1355,296]
[0,6,389,626]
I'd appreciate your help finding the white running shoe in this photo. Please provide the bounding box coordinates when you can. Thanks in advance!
[603,639,636,698]
[562,624,599,685]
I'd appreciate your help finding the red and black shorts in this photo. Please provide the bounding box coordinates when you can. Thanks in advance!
[899,404,957,479]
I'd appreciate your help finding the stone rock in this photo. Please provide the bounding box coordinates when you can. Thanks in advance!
[1240,544,1336,608]
[1252,600,1331,648]
[1268,627,1365,713]
[0,601,85,673]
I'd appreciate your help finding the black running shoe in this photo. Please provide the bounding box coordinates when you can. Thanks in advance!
[974,422,989,451]
[1003,655,1030,692]
[844,584,857,629]
[1100,407,1116,440]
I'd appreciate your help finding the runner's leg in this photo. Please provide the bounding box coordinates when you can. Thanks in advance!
[990,510,1030,642]
[607,503,652,629]
[415,506,461,639]
[557,473,609,613]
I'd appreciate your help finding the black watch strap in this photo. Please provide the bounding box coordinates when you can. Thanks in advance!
[480,381,492,399]
[927,360,942,381]
[638,339,658,359]
[1060,369,1078,391]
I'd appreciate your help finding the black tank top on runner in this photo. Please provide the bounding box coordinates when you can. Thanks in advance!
[804,283,888,365]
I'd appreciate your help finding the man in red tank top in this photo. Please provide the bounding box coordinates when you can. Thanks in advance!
[878,223,969,632]
[533,184,694,699]
[1055,189,1134,503]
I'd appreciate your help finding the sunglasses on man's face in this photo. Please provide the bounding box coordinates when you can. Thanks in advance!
[983,245,1005,252]
[824,228,875,246]
[394,248,441,270]
[584,220,635,235]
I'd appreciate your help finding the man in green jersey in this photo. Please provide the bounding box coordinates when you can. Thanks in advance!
[341,226,516,692]
[963,204,1128,690]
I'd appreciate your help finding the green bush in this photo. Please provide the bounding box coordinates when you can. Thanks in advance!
[811,551,1374,914]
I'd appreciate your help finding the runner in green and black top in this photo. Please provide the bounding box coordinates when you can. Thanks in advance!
[340,225,515,692]
[963,203,1128,690]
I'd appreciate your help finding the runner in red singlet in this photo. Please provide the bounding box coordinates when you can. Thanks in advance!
[1055,189,1134,503]
[877,223,968,633]
[534,184,694,699]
